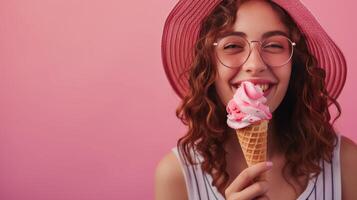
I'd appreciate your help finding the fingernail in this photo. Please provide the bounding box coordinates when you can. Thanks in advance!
[266,161,273,167]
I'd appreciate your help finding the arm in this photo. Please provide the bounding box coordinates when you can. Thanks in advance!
[341,135,357,200]
[155,152,188,200]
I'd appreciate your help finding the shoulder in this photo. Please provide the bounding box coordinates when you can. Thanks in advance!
[155,151,188,200]
[340,135,357,200]
[340,135,357,161]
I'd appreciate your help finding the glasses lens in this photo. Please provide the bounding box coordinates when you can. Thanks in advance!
[260,35,293,67]
[215,35,250,68]
[215,35,294,68]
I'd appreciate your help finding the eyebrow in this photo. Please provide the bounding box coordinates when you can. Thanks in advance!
[219,30,289,40]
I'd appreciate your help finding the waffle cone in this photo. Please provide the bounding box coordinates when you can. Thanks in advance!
[236,120,268,167]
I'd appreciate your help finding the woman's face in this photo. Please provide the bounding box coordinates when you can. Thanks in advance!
[214,0,292,113]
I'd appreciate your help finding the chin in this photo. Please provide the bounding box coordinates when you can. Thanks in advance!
[269,104,278,113]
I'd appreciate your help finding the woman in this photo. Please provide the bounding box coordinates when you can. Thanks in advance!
[156,0,357,199]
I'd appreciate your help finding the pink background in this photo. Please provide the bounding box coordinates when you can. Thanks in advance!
[0,0,355,199]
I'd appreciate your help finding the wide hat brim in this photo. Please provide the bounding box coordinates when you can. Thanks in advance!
[161,0,347,100]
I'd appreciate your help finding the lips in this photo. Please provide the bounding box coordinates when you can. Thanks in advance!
[232,80,277,96]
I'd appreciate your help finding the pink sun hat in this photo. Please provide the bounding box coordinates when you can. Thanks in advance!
[161,0,347,100]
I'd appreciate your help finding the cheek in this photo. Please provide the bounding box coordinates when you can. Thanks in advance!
[214,77,231,106]
[214,67,236,105]
[278,68,291,91]
[281,66,292,89]
[270,66,292,112]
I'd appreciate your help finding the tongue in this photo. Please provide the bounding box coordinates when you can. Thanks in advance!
[243,82,264,100]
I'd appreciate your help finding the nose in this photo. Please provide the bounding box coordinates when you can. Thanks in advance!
[240,42,267,74]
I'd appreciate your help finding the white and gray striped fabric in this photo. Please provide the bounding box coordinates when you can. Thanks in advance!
[172,134,341,200]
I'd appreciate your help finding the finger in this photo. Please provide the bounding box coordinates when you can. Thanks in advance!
[231,181,269,200]
[225,162,273,195]
[255,195,270,200]
[255,172,267,182]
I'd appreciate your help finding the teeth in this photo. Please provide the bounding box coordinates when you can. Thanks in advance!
[256,84,269,92]
[233,83,271,92]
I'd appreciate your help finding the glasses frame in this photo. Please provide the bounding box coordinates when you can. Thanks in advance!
[213,34,296,69]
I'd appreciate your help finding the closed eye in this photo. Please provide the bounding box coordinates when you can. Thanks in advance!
[264,44,283,49]
[224,44,243,49]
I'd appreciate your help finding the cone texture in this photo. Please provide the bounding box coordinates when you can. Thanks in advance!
[236,120,268,167]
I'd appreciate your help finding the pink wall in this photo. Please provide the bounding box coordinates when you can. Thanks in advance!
[0,0,355,199]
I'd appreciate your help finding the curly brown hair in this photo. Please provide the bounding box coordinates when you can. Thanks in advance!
[176,0,341,196]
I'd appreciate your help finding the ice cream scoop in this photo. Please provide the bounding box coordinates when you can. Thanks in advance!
[227,81,272,129]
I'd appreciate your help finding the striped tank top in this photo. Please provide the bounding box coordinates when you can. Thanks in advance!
[172,134,341,200]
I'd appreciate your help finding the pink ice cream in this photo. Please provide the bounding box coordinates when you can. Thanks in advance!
[226,81,272,129]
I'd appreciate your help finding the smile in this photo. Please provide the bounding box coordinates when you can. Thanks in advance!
[232,82,276,96]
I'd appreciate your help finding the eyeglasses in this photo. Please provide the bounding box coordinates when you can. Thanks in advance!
[213,34,296,68]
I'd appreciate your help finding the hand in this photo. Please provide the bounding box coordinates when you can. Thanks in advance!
[224,162,273,200]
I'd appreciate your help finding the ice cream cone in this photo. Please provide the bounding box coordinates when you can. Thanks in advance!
[236,120,268,167]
